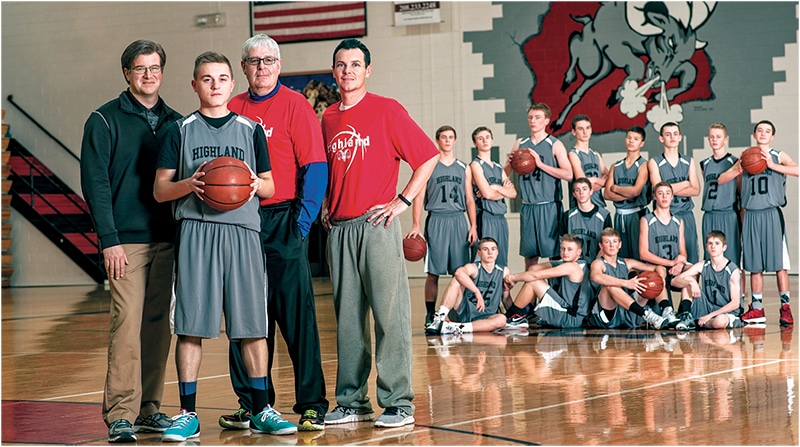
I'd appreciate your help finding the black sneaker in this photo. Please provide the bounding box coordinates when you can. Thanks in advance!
[219,408,250,430]
[424,311,435,329]
[298,409,325,431]
[504,314,529,329]
[108,419,137,443]
[675,311,696,331]
[425,313,445,335]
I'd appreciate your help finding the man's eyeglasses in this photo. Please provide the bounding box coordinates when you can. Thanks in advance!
[130,65,162,75]
[245,56,278,66]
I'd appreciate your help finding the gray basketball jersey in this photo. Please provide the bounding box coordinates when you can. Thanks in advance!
[563,206,611,260]
[472,158,507,215]
[700,154,738,212]
[644,212,682,260]
[518,136,562,204]
[548,259,591,316]
[173,113,261,232]
[463,261,505,314]
[741,149,786,210]
[653,153,694,213]
[612,156,650,210]
[425,159,467,213]
[700,260,742,312]
[601,256,630,281]
[569,147,605,208]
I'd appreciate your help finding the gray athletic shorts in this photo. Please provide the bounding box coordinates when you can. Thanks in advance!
[676,210,699,264]
[520,202,561,259]
[424,212,470,276]
[702,210,741,263]
[475,210,509,267]
[453,295,499,323]
[613,209,645,260]
[691,296,743,328]
[172,219,268,339]
[587,297,644,329]
[742,207,790,272]
[534,287,585,328]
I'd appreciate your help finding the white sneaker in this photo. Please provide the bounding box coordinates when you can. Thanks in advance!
[643,308,667,330]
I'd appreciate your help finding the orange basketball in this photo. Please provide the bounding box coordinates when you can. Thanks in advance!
[740,146,767,175]
[637,271,664,300]
[511,150,537,175]
[200,157,253,211]
[403,235,427,262]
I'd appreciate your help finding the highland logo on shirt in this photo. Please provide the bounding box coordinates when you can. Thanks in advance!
[328,125,370,174]
[192,145,245,161]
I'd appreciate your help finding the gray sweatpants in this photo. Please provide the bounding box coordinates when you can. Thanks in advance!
[327,212,415,415]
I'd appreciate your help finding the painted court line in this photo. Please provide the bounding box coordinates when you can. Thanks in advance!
[40,359,339,402]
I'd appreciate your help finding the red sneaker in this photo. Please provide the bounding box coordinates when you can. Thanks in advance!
[780,303,794,326]
[742,305,766,324]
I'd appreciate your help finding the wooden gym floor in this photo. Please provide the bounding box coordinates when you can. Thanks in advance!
[2,276,797,445]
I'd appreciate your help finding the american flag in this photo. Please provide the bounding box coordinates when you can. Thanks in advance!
[251,2,367,44]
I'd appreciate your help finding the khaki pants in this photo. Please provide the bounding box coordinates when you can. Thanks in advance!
[103,243,174,425]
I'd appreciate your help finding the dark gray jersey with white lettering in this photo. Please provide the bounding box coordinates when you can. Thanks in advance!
[653,153,694,213]
[644,212,682,261]
[700,153,738,212]
[741,149,786,210]
[518,135,562,204]
[612,156,650,210]
[425,159,468,213]
[472,158,507,215]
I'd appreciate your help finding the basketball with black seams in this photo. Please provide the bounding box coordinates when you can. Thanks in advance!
[740,146,768,175]
[511,150,537,175]
[403,235,427,262]
[637,270,664,300]
[200,156,253,211]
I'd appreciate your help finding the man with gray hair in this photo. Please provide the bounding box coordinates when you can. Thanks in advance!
[81,39,181,443]
[219,34,329,432]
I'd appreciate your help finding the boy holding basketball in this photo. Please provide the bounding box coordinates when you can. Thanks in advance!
[725,120,798,325]
[639,182,686,328]
[154,51,294,440]
[425,238,510,335]
[503,234,593,329]
[671,231,744,329]
[406,125,478,327]
[586,228,669,330]
[505,103,573,270]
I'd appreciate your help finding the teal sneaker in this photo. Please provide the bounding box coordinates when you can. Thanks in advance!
[250,407,298,435]
[161,411,200,442]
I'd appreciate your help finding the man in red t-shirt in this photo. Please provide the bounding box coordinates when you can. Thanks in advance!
[321,38,438,429]
[219,34,329,432]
